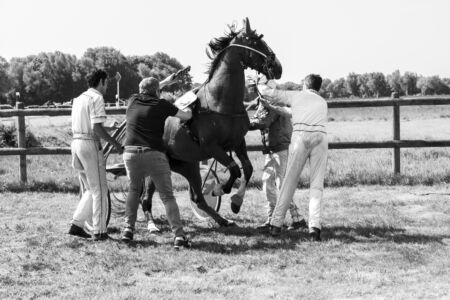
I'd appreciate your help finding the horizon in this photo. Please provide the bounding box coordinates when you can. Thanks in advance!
[1,0,449,83]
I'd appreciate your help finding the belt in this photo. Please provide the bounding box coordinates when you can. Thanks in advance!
[73,133,102,150]
[124,146,154,153]
[73,133,100,141]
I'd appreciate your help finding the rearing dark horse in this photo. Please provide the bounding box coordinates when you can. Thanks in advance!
[147,18,282,226]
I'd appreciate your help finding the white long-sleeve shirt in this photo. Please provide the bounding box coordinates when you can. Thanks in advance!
[258,84,328,134]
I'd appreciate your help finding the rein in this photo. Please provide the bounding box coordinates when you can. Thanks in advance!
[197,107,248,118]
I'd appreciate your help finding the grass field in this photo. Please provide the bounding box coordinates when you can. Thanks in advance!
[1,103,450,299]
[0,186,449,299]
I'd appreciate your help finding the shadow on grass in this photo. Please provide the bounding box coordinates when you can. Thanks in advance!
[327,225,450,244]
[188,223,271,237]
[0,181,79,193]
[185,224,309,253]
[191,238,300,253]
[121,240,156,248]
[95,224,450,252]
[105,222,308,252]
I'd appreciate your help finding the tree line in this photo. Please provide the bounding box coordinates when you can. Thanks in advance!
[277,70,450,99]
[1,47,450,106]
[0,47,192,106]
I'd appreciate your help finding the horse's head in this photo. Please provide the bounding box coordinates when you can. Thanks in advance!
[206,18,282,81]
[231,18,282,80]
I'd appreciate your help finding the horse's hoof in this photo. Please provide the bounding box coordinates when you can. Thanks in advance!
[230,194,243,214]
[231,203,241,214]
[220,219,237,227]
[226,220,238,227]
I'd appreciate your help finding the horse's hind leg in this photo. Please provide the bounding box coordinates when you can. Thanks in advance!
[170,159,235,227]
[140,177,160,233]
[231,140,253,214]
[201,144,241,195]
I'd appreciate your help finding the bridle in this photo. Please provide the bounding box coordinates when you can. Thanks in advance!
[206,34,277,81]
[227,41,276,79]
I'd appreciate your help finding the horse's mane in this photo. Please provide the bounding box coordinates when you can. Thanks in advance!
[205,26,240,81]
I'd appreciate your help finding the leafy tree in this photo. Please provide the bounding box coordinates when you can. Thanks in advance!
[137,63,152,78]
[72,56,95,97]
[416,75,450,95]
[319,78,332,98]
[366,72,389,98]
[417,76,430,95]
[7,52,79,105]
[345,73,360,97]
[277,81,302,91]
[328,78,349,99]
[357,73,371,98]
[0,56,12,103]
[36,53,76,104]
[7,56,29,105]
[81,47,140,102]
[442,78,450,85]
[387,70,402,95]
[127,52,192,93]
[41,52,78,101]
[432,76,450,94]
[401,72,419,96]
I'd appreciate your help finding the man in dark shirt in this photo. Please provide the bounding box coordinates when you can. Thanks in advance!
[121,77,192,249]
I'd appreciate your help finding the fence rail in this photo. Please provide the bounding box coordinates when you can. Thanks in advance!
[2,95,450,183]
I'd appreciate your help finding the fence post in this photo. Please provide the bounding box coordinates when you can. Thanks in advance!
[15,102,27,183]
[392,92,400,174]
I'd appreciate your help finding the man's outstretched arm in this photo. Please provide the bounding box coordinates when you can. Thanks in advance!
[258,82,298,107]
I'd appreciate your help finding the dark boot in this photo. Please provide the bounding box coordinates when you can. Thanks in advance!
[174,236,191,250]
[309,227,321,242]
[93,233,110,241]
[68,224,91,239]
[269,225,282,237]
[287,219,307,231]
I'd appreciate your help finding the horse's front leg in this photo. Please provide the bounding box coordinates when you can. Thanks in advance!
[202,143,241,196]
[230,139,253,213]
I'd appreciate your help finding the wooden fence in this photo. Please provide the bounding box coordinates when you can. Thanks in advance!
[2,95,450,183]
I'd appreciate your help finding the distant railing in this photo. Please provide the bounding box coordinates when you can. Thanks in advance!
[2,94,450,183]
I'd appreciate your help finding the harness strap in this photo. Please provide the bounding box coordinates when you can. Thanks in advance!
[197,107,248,118]
[227,44,268,58]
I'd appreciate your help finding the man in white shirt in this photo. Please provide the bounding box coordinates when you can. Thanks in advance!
[258,74,328,241]
[247,87,306,231]
[68,69,123,241]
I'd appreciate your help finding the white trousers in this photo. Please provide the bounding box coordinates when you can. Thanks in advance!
[270,131,328,231]
[71,139,108,234]
[262,149,301,223]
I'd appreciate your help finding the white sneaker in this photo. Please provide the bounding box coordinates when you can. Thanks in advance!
[147,222,160,233]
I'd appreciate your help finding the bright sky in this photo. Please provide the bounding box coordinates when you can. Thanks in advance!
[1,0,449,83]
